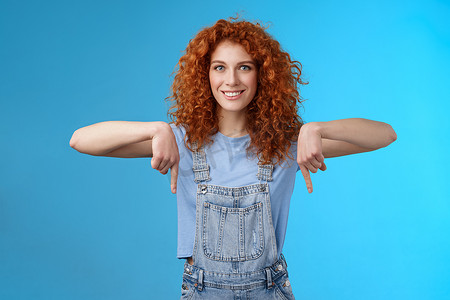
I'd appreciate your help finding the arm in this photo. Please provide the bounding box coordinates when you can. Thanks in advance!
[69,121,179,193]
[297,118,397,193]
[69,121,162,157]
[308,118,397,158]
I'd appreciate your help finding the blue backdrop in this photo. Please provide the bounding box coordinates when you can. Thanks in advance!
[1,0,449,299]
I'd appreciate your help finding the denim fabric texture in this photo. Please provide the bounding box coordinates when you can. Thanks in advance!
[180,144,295,299]
[170,124,299,260]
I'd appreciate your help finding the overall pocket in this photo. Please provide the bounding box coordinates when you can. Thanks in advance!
[202,201,264,261]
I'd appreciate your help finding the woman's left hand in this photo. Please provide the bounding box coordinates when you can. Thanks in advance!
[297,123,327,193]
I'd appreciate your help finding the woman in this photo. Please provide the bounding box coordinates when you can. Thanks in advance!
[70,18,396,299]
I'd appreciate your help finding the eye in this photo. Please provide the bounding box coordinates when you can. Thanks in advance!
[240,65,251,71]
[213,65,225,71]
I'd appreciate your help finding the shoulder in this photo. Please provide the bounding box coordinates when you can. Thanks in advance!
[285,140,300,172]
[169,123,187,146]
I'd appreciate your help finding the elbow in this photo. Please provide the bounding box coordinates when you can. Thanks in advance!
[390,128,397,144]
[69,129,105,156]
[69,130,80,150]
[368,124,397,150]
[69,129,91,154]
[384,124,397,147]
[388,125,397,144]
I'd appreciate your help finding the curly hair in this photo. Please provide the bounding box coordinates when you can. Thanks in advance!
[167,17,307,165]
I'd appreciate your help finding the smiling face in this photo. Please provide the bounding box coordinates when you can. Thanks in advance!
[209,40,258,119]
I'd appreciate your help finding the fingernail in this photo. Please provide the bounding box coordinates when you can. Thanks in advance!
[308,188,312,193]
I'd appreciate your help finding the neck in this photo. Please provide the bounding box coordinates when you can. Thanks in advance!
[217,109,248,138]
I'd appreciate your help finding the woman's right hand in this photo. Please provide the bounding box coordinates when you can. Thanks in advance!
[150,122,179,194]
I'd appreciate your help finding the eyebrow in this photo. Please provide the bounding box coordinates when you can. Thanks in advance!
[211,60,256,65]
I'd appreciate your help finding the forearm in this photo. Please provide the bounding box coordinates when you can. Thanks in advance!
[69,121,166,156]
[308,118,397,149]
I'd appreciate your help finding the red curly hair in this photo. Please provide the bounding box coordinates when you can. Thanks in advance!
[167,17,306,165]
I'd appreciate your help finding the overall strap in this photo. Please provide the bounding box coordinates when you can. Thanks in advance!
[192,141,211,183]
[257,164,274,182]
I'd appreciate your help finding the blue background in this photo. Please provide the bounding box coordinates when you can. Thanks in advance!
[1,0,449,299]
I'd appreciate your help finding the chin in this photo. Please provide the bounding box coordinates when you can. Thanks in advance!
[217,104,247,114]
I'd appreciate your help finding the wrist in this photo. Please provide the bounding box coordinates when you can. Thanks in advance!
[149,121,169,139]
[303,122,325,138]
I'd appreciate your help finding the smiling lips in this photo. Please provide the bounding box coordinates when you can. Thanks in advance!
[221,90,244,100]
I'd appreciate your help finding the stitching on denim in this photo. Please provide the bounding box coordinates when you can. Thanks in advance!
[202,202,265,261]
[256,164,274,182]
[192,142,211,183]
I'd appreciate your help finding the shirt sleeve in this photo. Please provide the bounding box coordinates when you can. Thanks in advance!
[289,140,300,172]
[169,123,185,148]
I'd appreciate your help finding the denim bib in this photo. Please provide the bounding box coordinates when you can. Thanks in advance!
[180,143,295,299]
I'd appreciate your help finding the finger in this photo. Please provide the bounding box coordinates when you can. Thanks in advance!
[299,152,314,171]
[299,148,315,171]
[310,152,324,169]
[309,158,322,170]
[170,163,179,194]
[305,161,318,173]
[299,165,313,193]
[319,161,327,171]
[151,156,162,170]
[315,153,325,163]
[159,159,171,175]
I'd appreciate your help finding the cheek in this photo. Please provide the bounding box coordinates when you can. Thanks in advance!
[248,75,258,99]
[208,77,221,101]
[209,73,220,90]
[247,74,258,90]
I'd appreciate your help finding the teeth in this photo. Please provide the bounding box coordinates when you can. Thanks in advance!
[224,91,241,97]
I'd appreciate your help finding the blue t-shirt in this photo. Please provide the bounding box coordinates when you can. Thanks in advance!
[170,124,299,259]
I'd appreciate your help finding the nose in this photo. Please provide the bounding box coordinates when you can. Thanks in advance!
[225,69,239,86]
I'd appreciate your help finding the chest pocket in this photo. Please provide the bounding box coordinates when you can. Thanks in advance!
[202,200,264,261]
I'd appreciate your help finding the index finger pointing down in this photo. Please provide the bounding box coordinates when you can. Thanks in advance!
[300,165,313,193]
[170,163,179,194]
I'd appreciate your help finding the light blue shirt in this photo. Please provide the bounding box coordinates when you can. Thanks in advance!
[171,124,299,259]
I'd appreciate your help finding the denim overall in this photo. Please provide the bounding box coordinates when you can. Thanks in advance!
[180,144,295,300]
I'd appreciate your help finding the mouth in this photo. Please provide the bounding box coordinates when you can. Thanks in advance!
[221,90,245,100]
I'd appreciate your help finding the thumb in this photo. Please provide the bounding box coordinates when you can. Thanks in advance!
[170,162,179,194]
